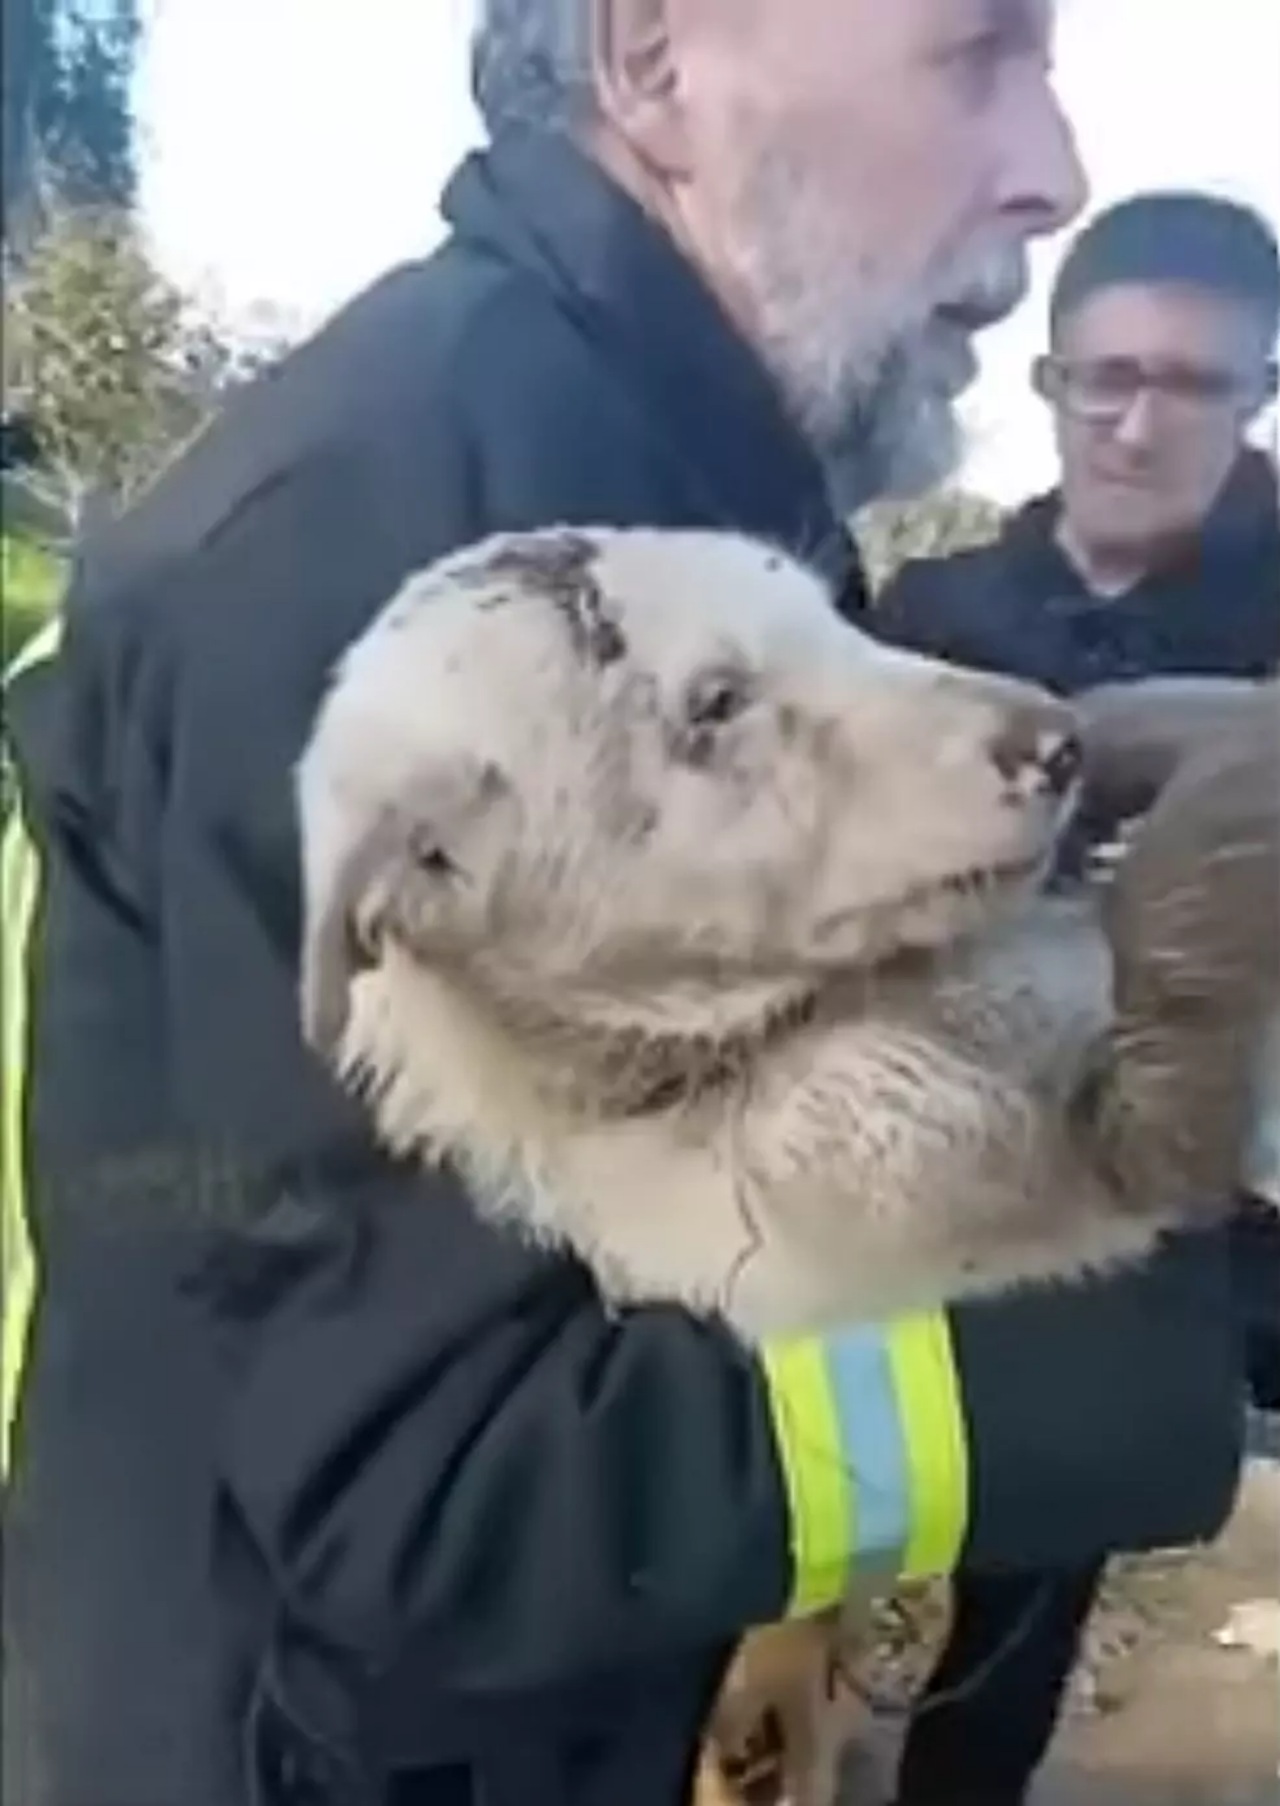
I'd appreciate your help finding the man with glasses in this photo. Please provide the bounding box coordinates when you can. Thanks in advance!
[876,188,1279,1806]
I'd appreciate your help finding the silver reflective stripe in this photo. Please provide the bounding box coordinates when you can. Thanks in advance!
[761,1312,969,1617]
[824,1325,912,1579]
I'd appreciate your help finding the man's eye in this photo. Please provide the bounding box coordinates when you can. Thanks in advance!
[1078,360,1141,398]
[1161,367,1237,402]
[935,30,1007,97]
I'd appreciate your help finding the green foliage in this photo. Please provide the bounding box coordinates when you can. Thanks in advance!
[2,528,64,721]
[3,0,140,241]
[2,526,64,643]
[42,1,139,211]
[3,208,241,524]
[854,488,1006,596]
[1,526,64,822]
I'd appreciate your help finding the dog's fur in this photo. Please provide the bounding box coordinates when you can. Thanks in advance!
[295,528,1279,1804]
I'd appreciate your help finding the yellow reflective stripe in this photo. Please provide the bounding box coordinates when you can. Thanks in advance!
[759,1337,852,1616]
[4,613,64,683]
[1,613,62,1480]
[761,1309,970,1617]
[887,1310,970,1578]
[1,797,42,1477]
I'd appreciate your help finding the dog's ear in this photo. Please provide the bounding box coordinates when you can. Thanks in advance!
[298,753,509,1063]
[299,802,401,1063]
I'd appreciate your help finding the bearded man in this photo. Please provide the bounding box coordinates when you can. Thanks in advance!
[3,5,1247,1805]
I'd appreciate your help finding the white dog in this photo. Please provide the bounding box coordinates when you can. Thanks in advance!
[296,526,1277,1342]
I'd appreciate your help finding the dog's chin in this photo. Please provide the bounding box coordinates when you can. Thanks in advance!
[896,854,1048,949]
[810,849,1052,970]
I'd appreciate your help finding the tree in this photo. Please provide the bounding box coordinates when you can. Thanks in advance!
[3,207,287,531]
[3,0,140,244]
[853,487,1007,596]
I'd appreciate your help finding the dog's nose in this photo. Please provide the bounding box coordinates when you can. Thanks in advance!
[989,712,1082,798]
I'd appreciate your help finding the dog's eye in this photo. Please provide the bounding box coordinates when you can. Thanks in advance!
[685,669,753,728]
[408,828,457,878]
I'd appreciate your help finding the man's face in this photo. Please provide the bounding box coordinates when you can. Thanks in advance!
[1042,282,1276,553]
[664,0,1086,496]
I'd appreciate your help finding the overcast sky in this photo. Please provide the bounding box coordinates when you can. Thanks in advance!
[135,0,1280,501]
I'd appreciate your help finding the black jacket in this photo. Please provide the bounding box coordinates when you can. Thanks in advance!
[877,450,1278,684]
[4,131,1245,1806]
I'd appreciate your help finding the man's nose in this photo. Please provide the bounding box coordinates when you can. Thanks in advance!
[1003,85,1089,243]
[1111,387,1161,450]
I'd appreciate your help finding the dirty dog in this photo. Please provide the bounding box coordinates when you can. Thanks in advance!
[296,528,1279,1806]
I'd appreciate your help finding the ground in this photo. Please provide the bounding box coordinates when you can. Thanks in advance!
[846,1450,1280,1806]
[1040,1454,1279,1806]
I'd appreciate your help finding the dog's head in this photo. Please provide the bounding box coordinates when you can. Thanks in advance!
[297,527,1080,1060]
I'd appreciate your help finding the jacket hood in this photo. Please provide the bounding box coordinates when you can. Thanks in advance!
[438,129,866,608]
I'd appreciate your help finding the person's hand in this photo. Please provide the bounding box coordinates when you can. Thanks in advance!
[1075,675,1274,821]
[1091,702,1279,1207]
[1104,698,1278,1015]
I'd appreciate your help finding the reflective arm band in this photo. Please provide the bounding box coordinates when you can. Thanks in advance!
[1,805,40,1478]
[759,1310,970,1618]
[2,614,63,1480]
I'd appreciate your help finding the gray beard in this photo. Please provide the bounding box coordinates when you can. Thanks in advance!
[818,348,965,515]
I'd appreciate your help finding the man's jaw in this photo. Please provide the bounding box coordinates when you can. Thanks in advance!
[822,257,1032,509]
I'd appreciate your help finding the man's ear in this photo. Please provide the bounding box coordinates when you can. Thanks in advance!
[297,754,509,1064]
[1030,354,1060,404]
[592,0,691,177]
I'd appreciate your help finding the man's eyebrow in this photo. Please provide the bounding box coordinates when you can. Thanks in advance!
[984,0,1050,51]
[928,0,1043,54]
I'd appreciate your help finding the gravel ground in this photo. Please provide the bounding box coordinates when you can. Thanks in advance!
[843,1457,1280,1806]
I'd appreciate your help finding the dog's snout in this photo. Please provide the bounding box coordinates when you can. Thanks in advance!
[989,709,1082,798]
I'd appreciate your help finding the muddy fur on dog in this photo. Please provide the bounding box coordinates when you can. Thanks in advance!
[295,528,1279,1804]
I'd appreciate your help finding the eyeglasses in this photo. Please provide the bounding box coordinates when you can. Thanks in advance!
[1032,353,1278,424]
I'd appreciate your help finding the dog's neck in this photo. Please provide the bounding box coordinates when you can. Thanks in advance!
[438,958,823,1120]
[344,944,823,1139]
[480,983,823,1120]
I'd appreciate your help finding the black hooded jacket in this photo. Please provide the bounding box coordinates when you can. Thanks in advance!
[877,448,1278,686]
[2,131,1246,1806]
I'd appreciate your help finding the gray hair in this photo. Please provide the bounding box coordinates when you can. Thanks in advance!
[471,0,596,135]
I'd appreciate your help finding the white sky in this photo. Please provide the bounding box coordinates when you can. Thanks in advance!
[136,0,1280,502]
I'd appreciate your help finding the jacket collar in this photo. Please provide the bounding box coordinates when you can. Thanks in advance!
[439,128,863,607]
[1002,448,1280,607]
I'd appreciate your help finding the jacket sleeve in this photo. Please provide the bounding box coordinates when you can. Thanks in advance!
[223,1174,974,1695]
[225,1170,791,1689]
